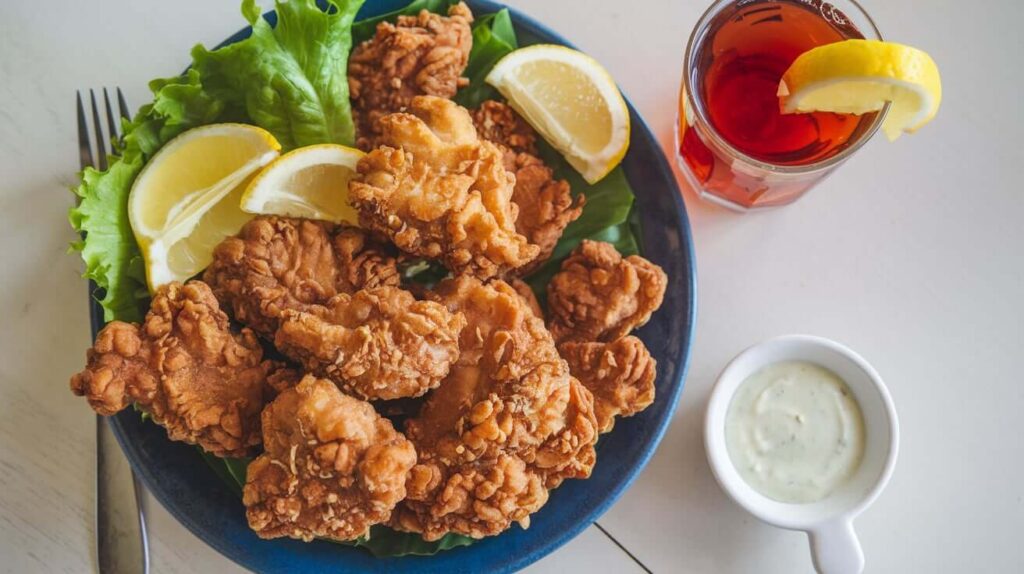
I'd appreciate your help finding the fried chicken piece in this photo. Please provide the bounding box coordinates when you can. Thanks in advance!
[243,376,416,542]
[471,100,538,167]
[559,336,657,433]
[510,153,585,272]
[547,240,668,343]
[204,216,400,338]
[266,367,304,395]
[70,281,278,457]
[391,276,597,541]
[508,277,544,320]
[274,286,465,401]
[350,96,539,279]
[349,2,474,149]
[472,101,584,272]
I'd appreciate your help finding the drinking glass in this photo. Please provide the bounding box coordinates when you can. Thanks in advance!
[676,0,887,211]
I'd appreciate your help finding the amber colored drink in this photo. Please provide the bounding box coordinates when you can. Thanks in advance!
[678,0,882,210]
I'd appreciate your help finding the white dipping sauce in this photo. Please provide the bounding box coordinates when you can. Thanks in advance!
[725,361,865,503]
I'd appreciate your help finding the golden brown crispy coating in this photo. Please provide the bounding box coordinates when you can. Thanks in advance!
[349,3,474,149]
[391,276,597,541]
[243,376,416,542]
[471,100,538,167]
[69,281,277,457]
[203,216,399,338]
[559,336,656,433]
[472,101,584,272]
[266,368,304,395]
[508,277,544,320]
[274,286,465,401]
[509,153,584,272]
[350,96,539,279]
[547,240,668,343]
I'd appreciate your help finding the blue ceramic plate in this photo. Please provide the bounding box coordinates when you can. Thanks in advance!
[100,1,696,572]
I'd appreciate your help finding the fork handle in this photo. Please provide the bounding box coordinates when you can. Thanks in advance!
[97,415,150,574]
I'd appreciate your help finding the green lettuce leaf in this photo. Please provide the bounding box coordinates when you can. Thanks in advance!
[70,70,227,322]
[522,140,636,301]
[70,0,364,321]
[453,9,518,109]
[199,451,245,497]
[192,0,364,150]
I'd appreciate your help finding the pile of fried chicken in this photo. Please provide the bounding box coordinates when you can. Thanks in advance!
[70,3,667,545]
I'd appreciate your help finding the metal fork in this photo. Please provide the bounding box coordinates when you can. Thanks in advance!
[76,88,151,574]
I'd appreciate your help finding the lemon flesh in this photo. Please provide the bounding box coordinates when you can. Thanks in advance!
[486,44,630,183]
[778,40,942,141]
[128,123,280,289]
[240,144,363,224]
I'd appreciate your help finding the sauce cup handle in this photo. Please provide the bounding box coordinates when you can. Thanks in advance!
[809,519,864,574]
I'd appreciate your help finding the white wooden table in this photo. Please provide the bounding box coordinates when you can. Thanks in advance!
[1,0,1021,572]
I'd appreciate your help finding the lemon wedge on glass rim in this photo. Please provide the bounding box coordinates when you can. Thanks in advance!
[239,143,363,224]
[128,123,280,289]
[777,39,942,141]
[485,44,630,183]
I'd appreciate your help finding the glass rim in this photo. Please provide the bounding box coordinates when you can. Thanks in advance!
[682,0,890,175]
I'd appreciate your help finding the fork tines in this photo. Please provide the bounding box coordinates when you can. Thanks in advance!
[76,88,130,172]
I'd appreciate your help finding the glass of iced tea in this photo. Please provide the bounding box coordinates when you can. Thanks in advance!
[677,0,886,210]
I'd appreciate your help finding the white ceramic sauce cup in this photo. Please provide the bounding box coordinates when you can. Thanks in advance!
[704,335,899,574]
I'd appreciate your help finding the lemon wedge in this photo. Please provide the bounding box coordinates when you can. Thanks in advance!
[240,144,363,224]
[128,123,280,289]
[778,40,942,141]
[485,44,630,183]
